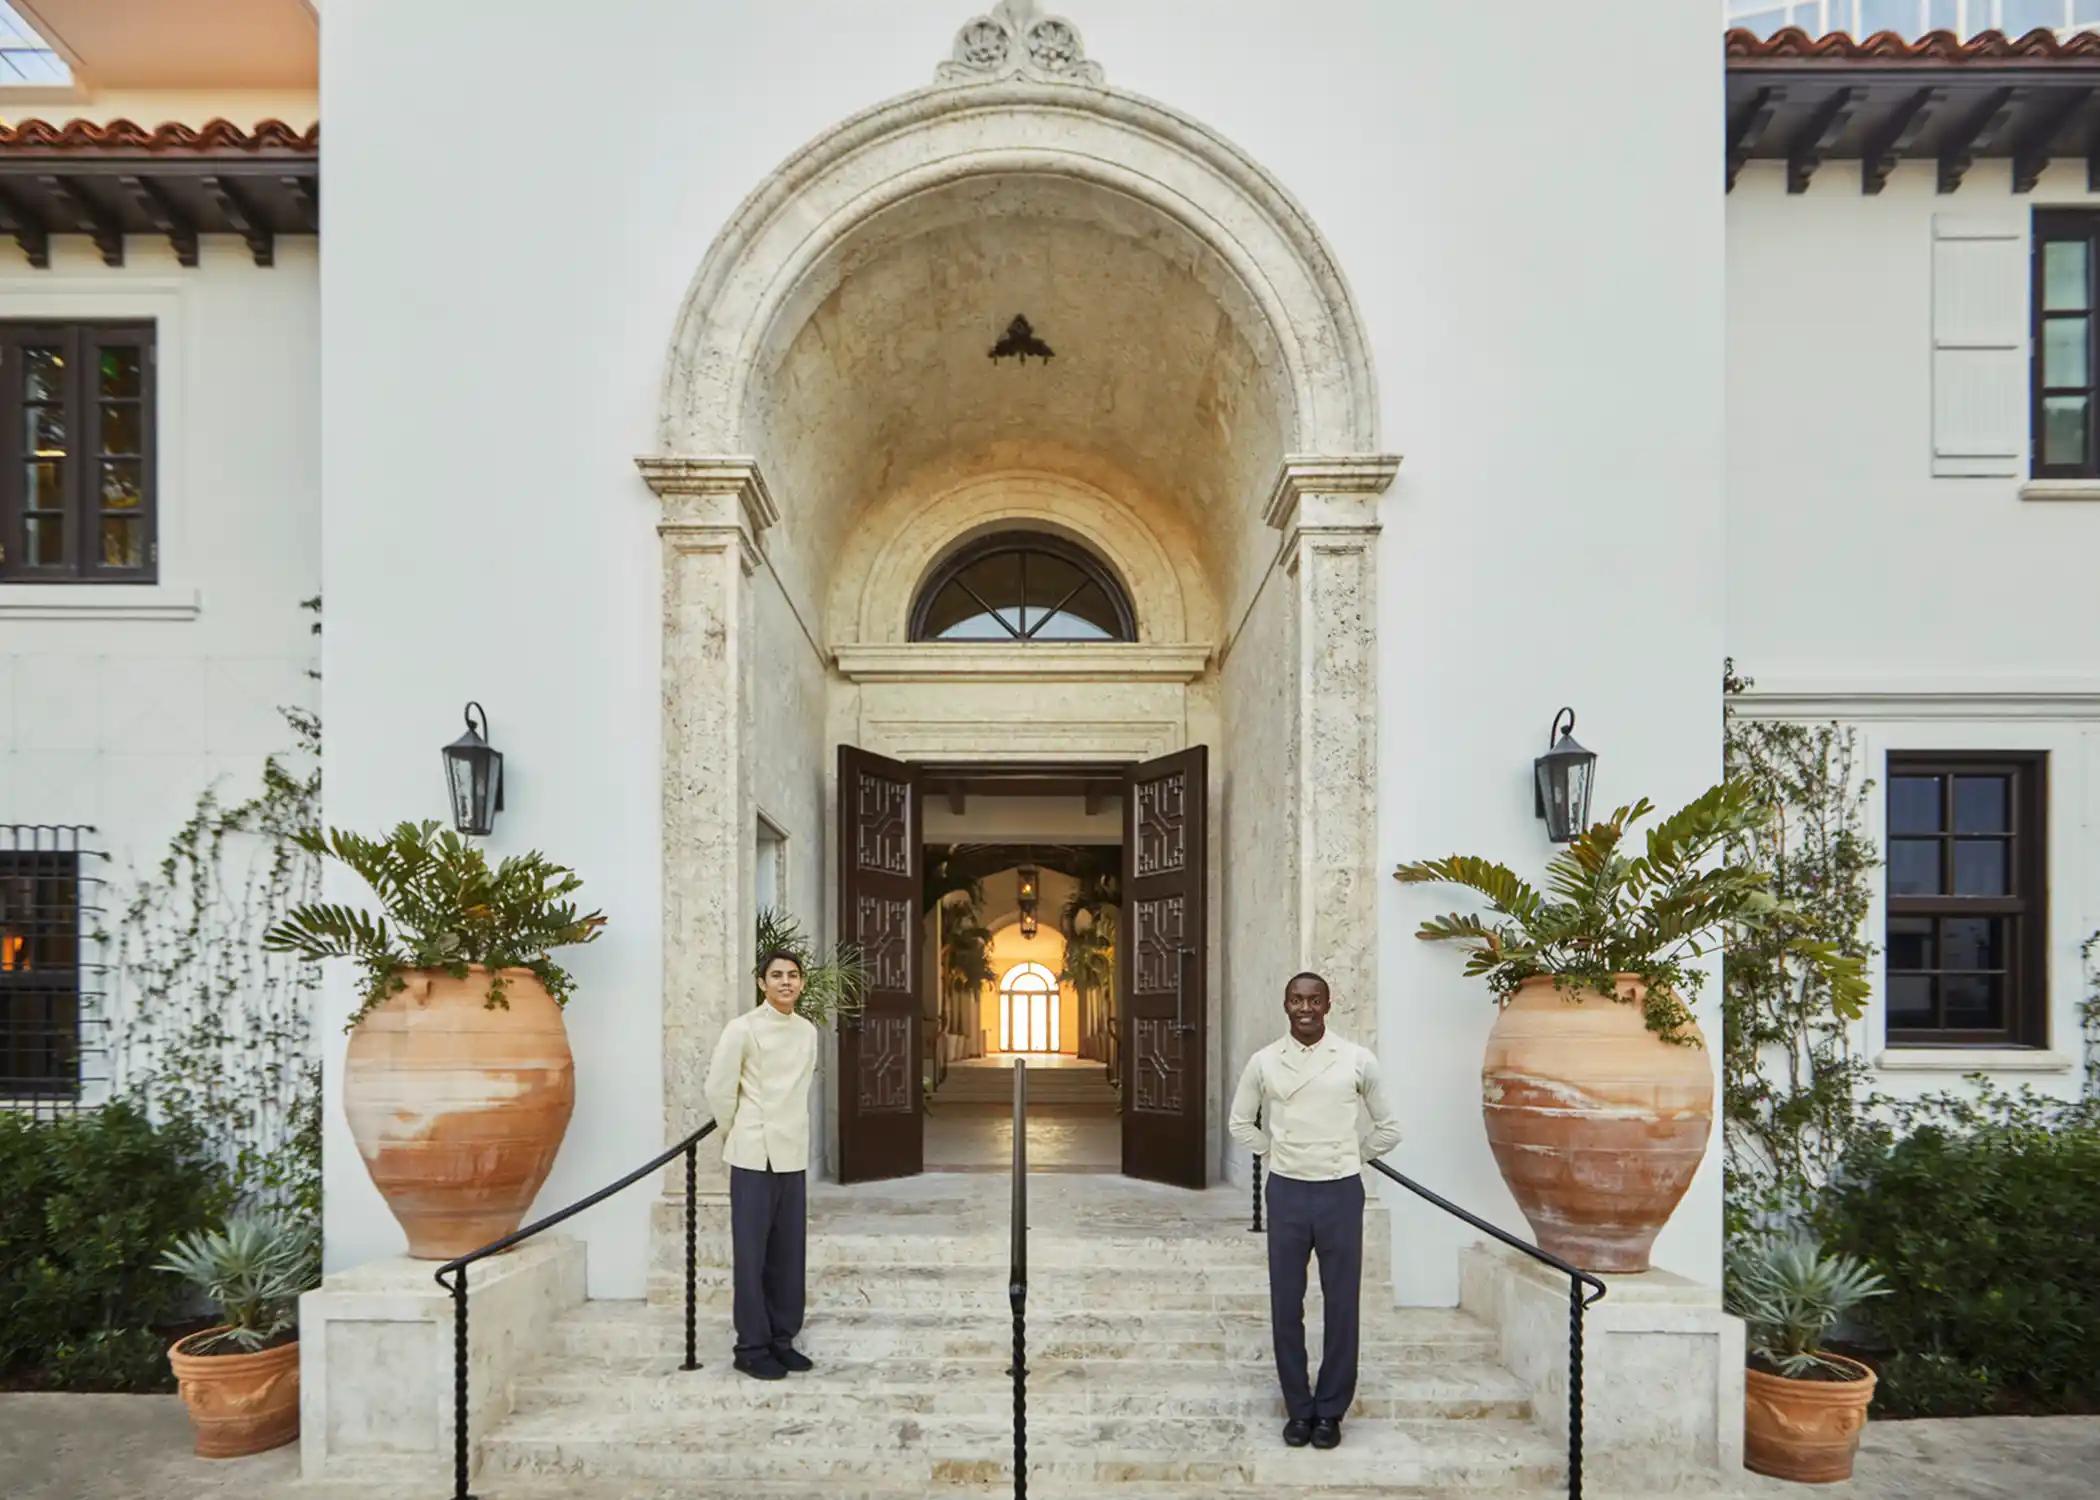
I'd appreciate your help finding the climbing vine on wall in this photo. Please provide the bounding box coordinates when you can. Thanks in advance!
[108,602,323,1220]
[1720,662,1879,1240]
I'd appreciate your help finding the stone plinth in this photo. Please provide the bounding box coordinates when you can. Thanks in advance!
[1459,1242,1744,1489]
[299,1236,585,1486]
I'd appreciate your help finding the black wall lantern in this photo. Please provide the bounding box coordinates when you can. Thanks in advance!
[442,701,505,836]
[1017,864,1040,940]
[1533,706,1596,844]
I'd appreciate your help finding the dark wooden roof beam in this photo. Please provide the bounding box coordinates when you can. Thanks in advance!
[279,173,317,233]
[1939,86,2025,193]
[36,174,122,266]
[0,182,49,268]
[200,174,271,266]
[1727,85,1786,191]
[1788,86,1863,194]
[2012,88,2096,193]
[118,173,198,268]
[1862,87,1947,194]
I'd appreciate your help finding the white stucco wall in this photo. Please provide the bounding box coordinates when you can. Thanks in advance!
[0,239,319,1102]
[1730,157,2100,1104]
[320,0,1729,1299]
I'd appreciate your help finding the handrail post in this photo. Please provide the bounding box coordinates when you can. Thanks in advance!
[446,1266,473,1500]
[1568,1274,1585,1499]
[1249,1108,1263,1232]
[681,1139,700,1371]
[1009,1059,1028,1500]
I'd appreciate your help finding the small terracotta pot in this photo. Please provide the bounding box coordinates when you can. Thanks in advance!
[167,1328,300,1458]
[1744,1355,1877,1483]
[1480,974,1713,1272]
[344,965,575,1259]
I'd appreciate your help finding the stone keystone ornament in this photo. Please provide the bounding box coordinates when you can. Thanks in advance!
[937,0,1105,85]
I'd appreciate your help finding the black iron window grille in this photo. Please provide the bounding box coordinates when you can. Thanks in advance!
[1,824,108,1115]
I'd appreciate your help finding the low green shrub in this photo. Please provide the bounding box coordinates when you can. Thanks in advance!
[1818,1086,2100,1417]
[0,1102,230,1390]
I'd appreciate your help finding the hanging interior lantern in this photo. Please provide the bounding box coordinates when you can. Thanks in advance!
[442,701,505,836]
[1533,706,1597,844]
[1017,864,1040,939]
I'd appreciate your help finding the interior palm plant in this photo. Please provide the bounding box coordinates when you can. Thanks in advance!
[263,820,606,1029]
[1395,780,1868,1042]
[1729,1237,1888,1379]
[941,917,998,1008]
[755,907,870,1026]
[156,1212,319,1355]
[1059,873,1118,1045]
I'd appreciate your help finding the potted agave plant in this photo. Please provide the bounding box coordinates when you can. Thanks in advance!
[159,1213,318,1458]
[1730,1238,1887,1483]
[1395,781,1866,1271]
[264,821,605,1258]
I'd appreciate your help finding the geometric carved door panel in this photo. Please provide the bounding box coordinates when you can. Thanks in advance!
[837,744,922,1182]
[1121,746,1207,1188]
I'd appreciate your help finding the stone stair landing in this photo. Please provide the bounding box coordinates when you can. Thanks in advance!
[473,1173,1574,1496]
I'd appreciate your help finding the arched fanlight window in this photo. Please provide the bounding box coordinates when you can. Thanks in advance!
[909,532,1137,643]
[997,960,1061,1053]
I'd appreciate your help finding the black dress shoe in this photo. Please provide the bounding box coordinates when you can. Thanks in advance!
[771,1344,814,1373]
[1282,1417,1313,1447]
[732,1352,787,1381]
[1311,1417,1342,1449]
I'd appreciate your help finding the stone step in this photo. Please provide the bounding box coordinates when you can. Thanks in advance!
[643,1261,1391,1312]
[661,1228,1383,1272]
[551,1302,1499,1366]
[479,1409,1566,1490]
[512,1359,1533,1422]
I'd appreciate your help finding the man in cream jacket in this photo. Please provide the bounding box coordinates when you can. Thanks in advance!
[1228,971,1403,1450]
[703,948,820,1380]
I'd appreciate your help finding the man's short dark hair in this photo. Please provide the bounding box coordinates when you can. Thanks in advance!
[756,948,805,979]
[1284,971,1329,996]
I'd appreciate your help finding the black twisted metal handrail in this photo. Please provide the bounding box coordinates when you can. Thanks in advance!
[1251,1152,1607,1500]
[431,1117,718,1500]
[1008,1059,1029,1500]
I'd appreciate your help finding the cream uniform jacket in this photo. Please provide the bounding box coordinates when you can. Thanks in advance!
[703,1001,819,1173]
[1227,1031,1403,1182]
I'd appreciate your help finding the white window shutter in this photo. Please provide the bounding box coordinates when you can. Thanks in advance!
[1931,215,2025,478]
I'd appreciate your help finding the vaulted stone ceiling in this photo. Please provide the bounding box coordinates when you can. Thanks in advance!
[742,173,1294,623]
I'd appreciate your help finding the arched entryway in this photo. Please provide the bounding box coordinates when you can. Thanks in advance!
[639,7,1396,1193]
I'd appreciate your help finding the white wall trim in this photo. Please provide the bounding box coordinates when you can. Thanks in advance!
[2019,478,2100,503]
[0,582,200,620]
[1875,1048,2076,1073]
[1732,682,2100,722]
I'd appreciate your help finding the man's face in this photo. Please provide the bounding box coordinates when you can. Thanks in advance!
[762,959,806,1012]
[1284,978,1330,1042]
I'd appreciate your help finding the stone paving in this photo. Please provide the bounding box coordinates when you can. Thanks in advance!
[4,1391,2096,1498]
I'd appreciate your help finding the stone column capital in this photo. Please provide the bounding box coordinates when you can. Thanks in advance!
[1261,452,1401,533]
[636,455,779,573]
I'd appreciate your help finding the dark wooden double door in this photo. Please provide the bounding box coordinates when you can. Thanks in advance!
[836,744,1207,1188]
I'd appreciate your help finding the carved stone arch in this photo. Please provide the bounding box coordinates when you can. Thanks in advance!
[829,467,1208,648]
[658,83,1380,463]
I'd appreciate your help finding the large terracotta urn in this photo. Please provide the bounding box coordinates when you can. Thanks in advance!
[344,965,575,1259]
[1480,974,1713,1272]
[168,1329,300,1458]
[1744,1356,1877,1483]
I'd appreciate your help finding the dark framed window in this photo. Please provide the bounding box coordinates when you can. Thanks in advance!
[1885,753,2047,1048]
[0,840,83,1099]
[909,531,1136,643]
[2033,212,2100,478]
[0,321,156,582]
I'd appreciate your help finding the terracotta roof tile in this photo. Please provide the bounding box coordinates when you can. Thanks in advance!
[1726,26,2100,64]
[0,118,316,152]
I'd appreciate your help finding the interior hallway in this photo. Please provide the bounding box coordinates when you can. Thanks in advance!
[925,1054,1119,1173]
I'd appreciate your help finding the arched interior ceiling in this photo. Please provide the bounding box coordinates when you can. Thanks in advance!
[743,173,1293,628]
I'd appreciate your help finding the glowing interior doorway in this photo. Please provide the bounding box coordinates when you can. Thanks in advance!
[997,961,1060,1052]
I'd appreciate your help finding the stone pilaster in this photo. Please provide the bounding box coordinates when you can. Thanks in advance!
[635,456,777,1165]
[1265,454,1400,1051]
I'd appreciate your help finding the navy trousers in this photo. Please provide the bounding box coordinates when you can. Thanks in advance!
[729,1165,806,1359]
[1264,1171,1365,1422]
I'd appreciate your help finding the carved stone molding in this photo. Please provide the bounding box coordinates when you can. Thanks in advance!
[635,454,779,574]
[1262,453,1402,531]
[937,0,1104,86]
[834,641,1212,684]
